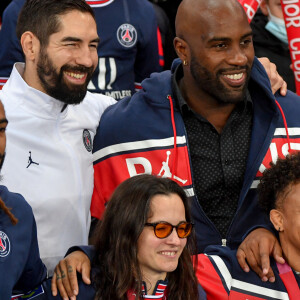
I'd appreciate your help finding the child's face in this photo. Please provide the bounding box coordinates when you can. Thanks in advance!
[276,182,300,256]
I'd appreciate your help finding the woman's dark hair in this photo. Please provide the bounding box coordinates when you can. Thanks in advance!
[16,0,95,47]
[258,152,300,214]
[92,174,199,300]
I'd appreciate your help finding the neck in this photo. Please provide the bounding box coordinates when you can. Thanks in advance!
[280,235,300,273]
[22,63,47,94]
[142,272,166,295]
[179,77,236,134]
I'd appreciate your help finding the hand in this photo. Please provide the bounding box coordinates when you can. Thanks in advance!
[258,57,287,96]
[51,250,91,300]
[236,228,285,282]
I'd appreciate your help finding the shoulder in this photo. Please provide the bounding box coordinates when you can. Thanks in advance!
[0,185,33,219]
[83,92,116,110]
[275,90,300,122]
[73,92,116,124]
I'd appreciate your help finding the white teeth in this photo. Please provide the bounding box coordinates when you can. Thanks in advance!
[161,251,176,256]
[224,73,243,80]
[65,72,84,79]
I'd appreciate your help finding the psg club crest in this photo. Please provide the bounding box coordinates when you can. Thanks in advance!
[117,24,137,48]
[0,231,10,257]
[83,129,93,152]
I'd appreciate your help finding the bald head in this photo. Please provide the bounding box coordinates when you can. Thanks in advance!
[173,0,254,108]
[176,0,247,40]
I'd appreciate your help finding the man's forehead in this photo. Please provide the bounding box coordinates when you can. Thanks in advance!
[53,10,97,39]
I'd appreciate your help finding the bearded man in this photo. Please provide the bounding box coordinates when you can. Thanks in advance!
[90,0,300,284]
[0,0,115,275]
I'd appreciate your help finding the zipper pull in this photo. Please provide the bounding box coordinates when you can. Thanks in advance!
[222,239,227,247]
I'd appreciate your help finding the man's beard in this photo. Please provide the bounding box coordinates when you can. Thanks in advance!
[190,55,251,104]
[37,48,94,105]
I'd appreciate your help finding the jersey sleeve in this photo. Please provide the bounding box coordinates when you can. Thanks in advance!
[0,0,25,90]
[134,2,162,92]
[13,215,47,292]
[195,253,231,300]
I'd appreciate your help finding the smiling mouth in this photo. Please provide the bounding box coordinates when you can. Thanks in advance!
[160,251,177,257]
[65,71,86,80]
[224,73,243,80]
[221,72,246,87]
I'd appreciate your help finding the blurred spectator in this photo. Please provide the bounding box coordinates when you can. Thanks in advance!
[0,0,24,90]
[86,0,162,99]
[0,0,162,100]
[0,0,11,26]
[251,1,295,92]
[150,0,182,34]
[152,2,177,70]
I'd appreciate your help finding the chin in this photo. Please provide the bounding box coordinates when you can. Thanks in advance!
[160,261,179,273]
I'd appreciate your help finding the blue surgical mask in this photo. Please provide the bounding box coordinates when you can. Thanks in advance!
[265,6,288,44]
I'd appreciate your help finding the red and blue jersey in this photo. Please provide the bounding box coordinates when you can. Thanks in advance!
[0,185,46,300]
[91,57,300,252]
[196,245,300,300]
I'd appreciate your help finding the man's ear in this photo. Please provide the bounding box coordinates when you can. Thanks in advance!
[20,31,40,62]
[270,209,284,231]
[174,37,189,65]
[260,0,269,16]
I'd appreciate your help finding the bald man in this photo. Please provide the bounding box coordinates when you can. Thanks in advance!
[88,0,298,285]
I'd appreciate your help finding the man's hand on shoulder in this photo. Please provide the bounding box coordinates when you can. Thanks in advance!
[236,228,285,282]
[51,250,91,300]
[258,57,287,96]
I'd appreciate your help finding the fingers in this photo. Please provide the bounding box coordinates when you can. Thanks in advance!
[272,239,285,265]
[59,262,77,299]
[279,80,287,96]
[67,263,81,295]
[237,240,268,281]
[51,250,91,299]
[258,250,273,282]
[80,261,91,285]
[236,248,250,272]
[51,272,58,297]
[257,57,287,96]
[238,228,281,282]
[52,266,70,300]
[52,260,77,300]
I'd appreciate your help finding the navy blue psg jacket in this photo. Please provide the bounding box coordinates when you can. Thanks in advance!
[196,246,300,299]
[0,185,46,300]
[91,57,300,252]
[0,0,162,99]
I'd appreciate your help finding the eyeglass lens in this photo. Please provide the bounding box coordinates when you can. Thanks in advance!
[155,222,192,238]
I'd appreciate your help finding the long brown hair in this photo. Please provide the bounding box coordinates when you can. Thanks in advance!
[0,197,18,225]
[92,174,199,300]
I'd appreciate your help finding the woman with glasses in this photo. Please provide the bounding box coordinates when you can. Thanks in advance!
[21,174,205,300]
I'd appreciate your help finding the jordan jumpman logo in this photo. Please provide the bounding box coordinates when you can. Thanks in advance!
[27,151,39,168]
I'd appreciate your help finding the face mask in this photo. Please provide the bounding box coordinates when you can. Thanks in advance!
[265,6,288,44]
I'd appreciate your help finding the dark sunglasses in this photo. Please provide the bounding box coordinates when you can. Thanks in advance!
[144,221,193,239]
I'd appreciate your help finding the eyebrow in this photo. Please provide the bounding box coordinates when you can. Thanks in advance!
[61,36,100,43]
[0,119,8,124]
[208,32,253,43]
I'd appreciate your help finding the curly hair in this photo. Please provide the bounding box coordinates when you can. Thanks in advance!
[0,197,18,225]
[258,152,300,214]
